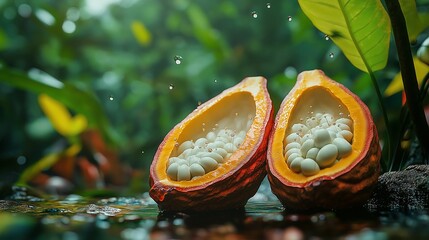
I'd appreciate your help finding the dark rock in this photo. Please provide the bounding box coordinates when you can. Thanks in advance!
[367,165,429,210]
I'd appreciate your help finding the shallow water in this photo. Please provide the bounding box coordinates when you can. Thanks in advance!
[1,188,429,240]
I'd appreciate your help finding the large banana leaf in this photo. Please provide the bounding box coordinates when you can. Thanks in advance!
[298,0,391,73]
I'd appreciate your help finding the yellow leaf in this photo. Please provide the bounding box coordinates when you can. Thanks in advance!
[17,144,82,185]
[131,21,152,46]
[69,114,88,136]
[385,58,429,96]
[38,94,87,137]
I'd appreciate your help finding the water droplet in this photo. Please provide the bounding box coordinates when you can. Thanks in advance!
[197,101,202,106]
[235,112,239,116]
[17,155,26,165]
[288,16,292,22]
[202,123,206,126]
[173,55,182,64]
[214,79,218,83]
[141,150,145,154]
[169,84,174,90]
[266,3,271,8]
[251,11,258,19]
[109,95,114,101]
[202,128,205,132]
[324,34,330,41]
[329,52,334,58]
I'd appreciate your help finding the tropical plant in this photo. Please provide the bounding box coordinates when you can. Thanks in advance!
[0,0,428,195]
[297,0,429,171]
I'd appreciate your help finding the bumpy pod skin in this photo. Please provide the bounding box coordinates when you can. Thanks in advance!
[267,70,381,211]
[149,77,274,212]
[149,125,272,211]
[269,125,380,210]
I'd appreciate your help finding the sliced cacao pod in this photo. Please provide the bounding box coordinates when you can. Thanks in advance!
[267,70,381,210]
[149,77,274,211]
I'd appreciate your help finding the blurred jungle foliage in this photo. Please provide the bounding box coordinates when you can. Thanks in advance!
[0,0,428,194]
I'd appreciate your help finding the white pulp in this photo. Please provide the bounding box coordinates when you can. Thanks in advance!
[167,114,254,181]
[284,111,353,176]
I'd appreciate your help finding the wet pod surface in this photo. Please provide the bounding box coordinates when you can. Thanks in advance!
[1,188,429,240]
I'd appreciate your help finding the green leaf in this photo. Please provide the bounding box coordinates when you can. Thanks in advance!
[298,0,391,73]
[187,5,229,61]
[399,0,427,42]
[0,67,119,145]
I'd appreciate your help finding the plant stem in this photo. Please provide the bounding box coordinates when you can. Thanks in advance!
[367,71,391,171]
[385,0,429,157]
[392,72,429,170]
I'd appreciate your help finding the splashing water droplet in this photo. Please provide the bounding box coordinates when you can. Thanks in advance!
[266,3,271,8]
[324,34,330,41]
[173,55,182,64]
[214,79,218,83]
[288,16,292,22]
[169,84,174,90]
[109,95,114,101]
[141,150,145,154]
[329,52,334,58]
[251,11,258,19]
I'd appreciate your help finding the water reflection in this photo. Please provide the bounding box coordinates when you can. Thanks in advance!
[0,190,429,239]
